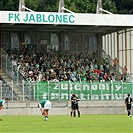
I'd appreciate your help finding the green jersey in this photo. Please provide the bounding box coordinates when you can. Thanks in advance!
[39,100,48,108]
[0,100,6,106]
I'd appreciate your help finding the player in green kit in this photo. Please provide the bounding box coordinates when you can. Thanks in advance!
[38,100,51,121]
[0,98,9,121]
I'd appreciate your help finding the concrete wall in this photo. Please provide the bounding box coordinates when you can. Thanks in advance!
[1,100,128,115]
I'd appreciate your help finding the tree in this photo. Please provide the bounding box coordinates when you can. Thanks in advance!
[0,0,19,11]
[64,0,117,14]
[112,0,133,14]
[102,0,117,14]
[25,0,58,12]
[0,0,131,14]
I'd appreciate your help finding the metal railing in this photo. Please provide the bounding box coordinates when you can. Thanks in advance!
[1,49,33,101]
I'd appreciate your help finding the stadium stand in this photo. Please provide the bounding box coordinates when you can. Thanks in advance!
[0,76,20,100]
[6,48,127,83]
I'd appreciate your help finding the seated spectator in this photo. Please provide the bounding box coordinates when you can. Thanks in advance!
[6,48,123,83]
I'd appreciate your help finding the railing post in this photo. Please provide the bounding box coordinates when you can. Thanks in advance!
[22,80,24,101]
[37,81,39,100]
[34,82,36,100]
[17,69,19,86]
[11,80,13,101]
[100,81,103,101]
[0,49,2,68]
[132,81,133,99]
[0,80,2,99]
[59,81,61,101]
[90,80,92,101]
[6,56,7,74]
[47,81,49,100]
[121,80,123,100]
[111,80,113,100]
[11,61,13,79]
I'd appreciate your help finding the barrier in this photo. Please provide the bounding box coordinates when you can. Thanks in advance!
[1,100,129,115]
[34,81,132,101]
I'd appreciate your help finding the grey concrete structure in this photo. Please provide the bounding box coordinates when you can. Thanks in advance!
[1,100,128,115]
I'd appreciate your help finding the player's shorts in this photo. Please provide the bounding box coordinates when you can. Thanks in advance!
[44,101,51,110]
[126,104,131,110]
[72,104,79,110]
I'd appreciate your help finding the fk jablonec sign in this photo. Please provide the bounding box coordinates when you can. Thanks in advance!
[0,11,133,26]
[8,12,75,24]
[34,82,132,101]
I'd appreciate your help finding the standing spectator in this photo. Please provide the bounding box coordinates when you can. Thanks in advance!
[125,94,132,117]
[70,94,80,117]
[103,72,108,81]
[113,57,118,70]
[123,66,127,75]
[38,100,51,121]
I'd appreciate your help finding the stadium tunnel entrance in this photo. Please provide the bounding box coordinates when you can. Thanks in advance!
[0,23,131,67]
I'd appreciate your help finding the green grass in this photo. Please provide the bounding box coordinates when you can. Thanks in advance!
[0,114,133,133]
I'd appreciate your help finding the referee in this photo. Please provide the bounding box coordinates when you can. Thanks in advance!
[125,94,132,117]
[70,93,80,117]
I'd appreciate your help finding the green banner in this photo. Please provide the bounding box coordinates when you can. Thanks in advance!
[34,81,132,101]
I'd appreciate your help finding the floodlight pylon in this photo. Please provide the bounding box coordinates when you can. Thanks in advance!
[58,0,74,13]
[96,0,113,15]
[19,0,25,11]
[58,0,64,13]
[19,0,34,12]
[96,0,102,14]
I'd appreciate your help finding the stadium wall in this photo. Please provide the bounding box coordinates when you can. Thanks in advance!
[2,100,130,115]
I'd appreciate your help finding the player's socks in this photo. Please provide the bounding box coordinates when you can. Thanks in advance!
[71,111,73,117]
[128,111,130,116]
[44,116,48,121]
[74,111,76,117]
[78,111,80,117]
[129,111,130,116]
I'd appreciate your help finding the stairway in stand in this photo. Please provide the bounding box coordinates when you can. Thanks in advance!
[0,68,24,100]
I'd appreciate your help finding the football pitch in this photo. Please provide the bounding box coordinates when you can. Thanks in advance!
[0,114,132,133]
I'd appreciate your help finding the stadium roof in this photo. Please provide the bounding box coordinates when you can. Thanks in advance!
[0,10,133,34]
[1,23,131,35]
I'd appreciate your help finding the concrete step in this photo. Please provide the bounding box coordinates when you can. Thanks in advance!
[0,73,7,76]
[3,79,12,83]
[0,68,25,100]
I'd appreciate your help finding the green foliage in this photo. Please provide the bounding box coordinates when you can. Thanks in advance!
[112,0,133,14]
[102,0,117,14]
[0,0,19,11]
[0,0,131,14]
[25,0,59,12]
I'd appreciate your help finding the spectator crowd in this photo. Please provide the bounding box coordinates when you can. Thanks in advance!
[6,48,127,83]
